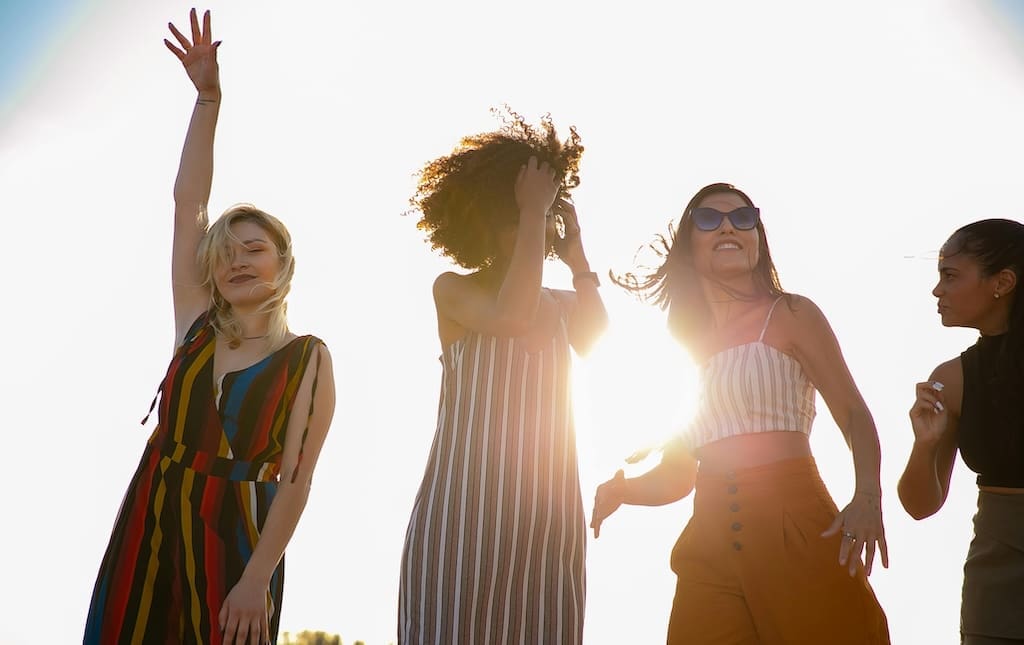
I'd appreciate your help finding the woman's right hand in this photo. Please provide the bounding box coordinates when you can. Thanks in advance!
[514,156,558,222]
[591,469,627,538]
[164,8,221,95]
[908,380,947,445]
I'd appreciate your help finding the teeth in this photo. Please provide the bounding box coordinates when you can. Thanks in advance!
[715,243,740,250]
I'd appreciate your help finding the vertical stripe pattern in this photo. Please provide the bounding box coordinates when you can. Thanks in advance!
[84,313,323,645]
[399,314,585,645]
[683,297,816,451]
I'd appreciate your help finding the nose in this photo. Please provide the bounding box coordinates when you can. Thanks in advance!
[932,281,942,298]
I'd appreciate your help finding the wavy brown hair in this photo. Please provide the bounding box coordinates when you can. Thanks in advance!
[411,107,583,270]
[613,183,785,349]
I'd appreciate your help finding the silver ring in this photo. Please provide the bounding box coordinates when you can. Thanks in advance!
[842,531,856,540]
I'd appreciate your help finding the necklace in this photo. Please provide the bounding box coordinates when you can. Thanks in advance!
[242,334,269,341]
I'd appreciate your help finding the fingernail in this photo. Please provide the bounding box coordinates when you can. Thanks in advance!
[931,381,944,392]
[935,401,945,412]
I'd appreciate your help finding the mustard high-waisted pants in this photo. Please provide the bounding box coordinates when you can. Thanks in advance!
[667,457,890,645]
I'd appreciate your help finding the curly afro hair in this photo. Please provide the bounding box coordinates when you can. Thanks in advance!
[411,106,583,270]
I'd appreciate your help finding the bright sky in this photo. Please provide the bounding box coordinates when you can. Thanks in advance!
[4,1,1024,643]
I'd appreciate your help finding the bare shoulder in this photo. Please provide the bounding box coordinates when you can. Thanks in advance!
[771,294,832,344]
[432,271,480,303]
[780,293,827,323]
[930,356,962,391]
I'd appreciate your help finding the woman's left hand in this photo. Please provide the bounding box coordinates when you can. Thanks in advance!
[219,576,270,645]
[552,198,587,271]
[821,491,888,577]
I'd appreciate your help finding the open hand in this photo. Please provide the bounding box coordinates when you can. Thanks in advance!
[164,8,221,95]
[219,576,270,645]
[821,492,889,577]
[591,469,626,538]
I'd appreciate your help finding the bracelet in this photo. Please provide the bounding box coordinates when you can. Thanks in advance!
[572,271,600,288]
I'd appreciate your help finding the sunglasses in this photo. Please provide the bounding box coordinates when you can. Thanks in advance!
[691,206,760,232]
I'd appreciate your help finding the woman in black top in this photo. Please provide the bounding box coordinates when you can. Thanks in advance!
[899,218,1024,644]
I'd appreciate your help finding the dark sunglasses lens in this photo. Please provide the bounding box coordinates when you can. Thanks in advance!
[729,207,759,230]
[692,208,723,231]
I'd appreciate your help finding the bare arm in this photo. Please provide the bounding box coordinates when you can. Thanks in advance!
[787,295,888,575]
[219,344,336,644]
[164,9,222,342]
[897,360,960,520]
[434,157,557,339]
[591,441,697,538]
[551,199,609,356]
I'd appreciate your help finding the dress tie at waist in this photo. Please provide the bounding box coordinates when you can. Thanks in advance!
[159,439,279,482]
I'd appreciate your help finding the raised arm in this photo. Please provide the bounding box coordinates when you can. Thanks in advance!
[164,8,222,342]
[787,296,888,576]
[218,344,337,644]
[897,360,960,520]
[434,157,556,338]
[552,198,609,356]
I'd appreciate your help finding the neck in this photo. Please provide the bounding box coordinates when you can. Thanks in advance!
[229,308,272,340]
[700,276,760,328]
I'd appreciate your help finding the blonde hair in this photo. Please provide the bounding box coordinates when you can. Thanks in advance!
[197,204,295,349]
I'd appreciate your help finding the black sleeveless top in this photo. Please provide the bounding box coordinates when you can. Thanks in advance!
[959,333,1024,487]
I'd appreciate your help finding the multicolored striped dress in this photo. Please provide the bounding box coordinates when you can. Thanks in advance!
[84,313,323,645]
[399,307,586,645]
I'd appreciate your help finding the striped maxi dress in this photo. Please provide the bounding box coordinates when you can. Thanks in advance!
[84,313,324,645]
[399,308,586,645]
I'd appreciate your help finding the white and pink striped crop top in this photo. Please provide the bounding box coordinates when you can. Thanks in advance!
[682,297,816,452]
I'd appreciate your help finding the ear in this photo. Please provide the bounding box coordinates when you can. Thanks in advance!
[995,268,1018,298]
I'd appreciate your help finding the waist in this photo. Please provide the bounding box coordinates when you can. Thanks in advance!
[156,435,280,482]
[695,431,812,473]
[979,485,1024,494]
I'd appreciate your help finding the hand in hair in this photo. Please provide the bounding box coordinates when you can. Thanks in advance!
[164,8,222,96]
[552,197,588,272]
[514,156,558,222]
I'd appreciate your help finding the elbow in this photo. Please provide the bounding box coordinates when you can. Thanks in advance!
[897,481,942,520]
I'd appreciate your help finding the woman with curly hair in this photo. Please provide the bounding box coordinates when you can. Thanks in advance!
[899,219,1024,644]
[84,10,335,644]
[398,112,608,644]
[590,183,890,644]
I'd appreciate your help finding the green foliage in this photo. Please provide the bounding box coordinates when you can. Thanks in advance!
[280,631,341,645]
[280,631,385,645]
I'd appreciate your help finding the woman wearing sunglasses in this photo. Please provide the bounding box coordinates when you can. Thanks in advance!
[591,183,890,643]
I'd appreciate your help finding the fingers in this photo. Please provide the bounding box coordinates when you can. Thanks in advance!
[912,381,945,414]
[879,533,890,569]
[190,7,202,46]
[554,198,581,235]
[168,21,192,52]
[164,39,186,60]
[259,613,270,645]
[202,9,212,45]
[864,541,876,576]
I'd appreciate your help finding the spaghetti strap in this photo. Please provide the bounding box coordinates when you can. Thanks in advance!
[758,296,785,342]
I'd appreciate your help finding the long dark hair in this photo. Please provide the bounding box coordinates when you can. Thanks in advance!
[944,218,1024,390]
[613,183,785,349]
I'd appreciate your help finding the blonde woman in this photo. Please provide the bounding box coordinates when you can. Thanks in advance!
[84,10,335,645]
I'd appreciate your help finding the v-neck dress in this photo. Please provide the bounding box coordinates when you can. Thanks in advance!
[84,313,323,645]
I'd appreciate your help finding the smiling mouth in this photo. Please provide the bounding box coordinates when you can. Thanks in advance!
[714,241,742,251]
